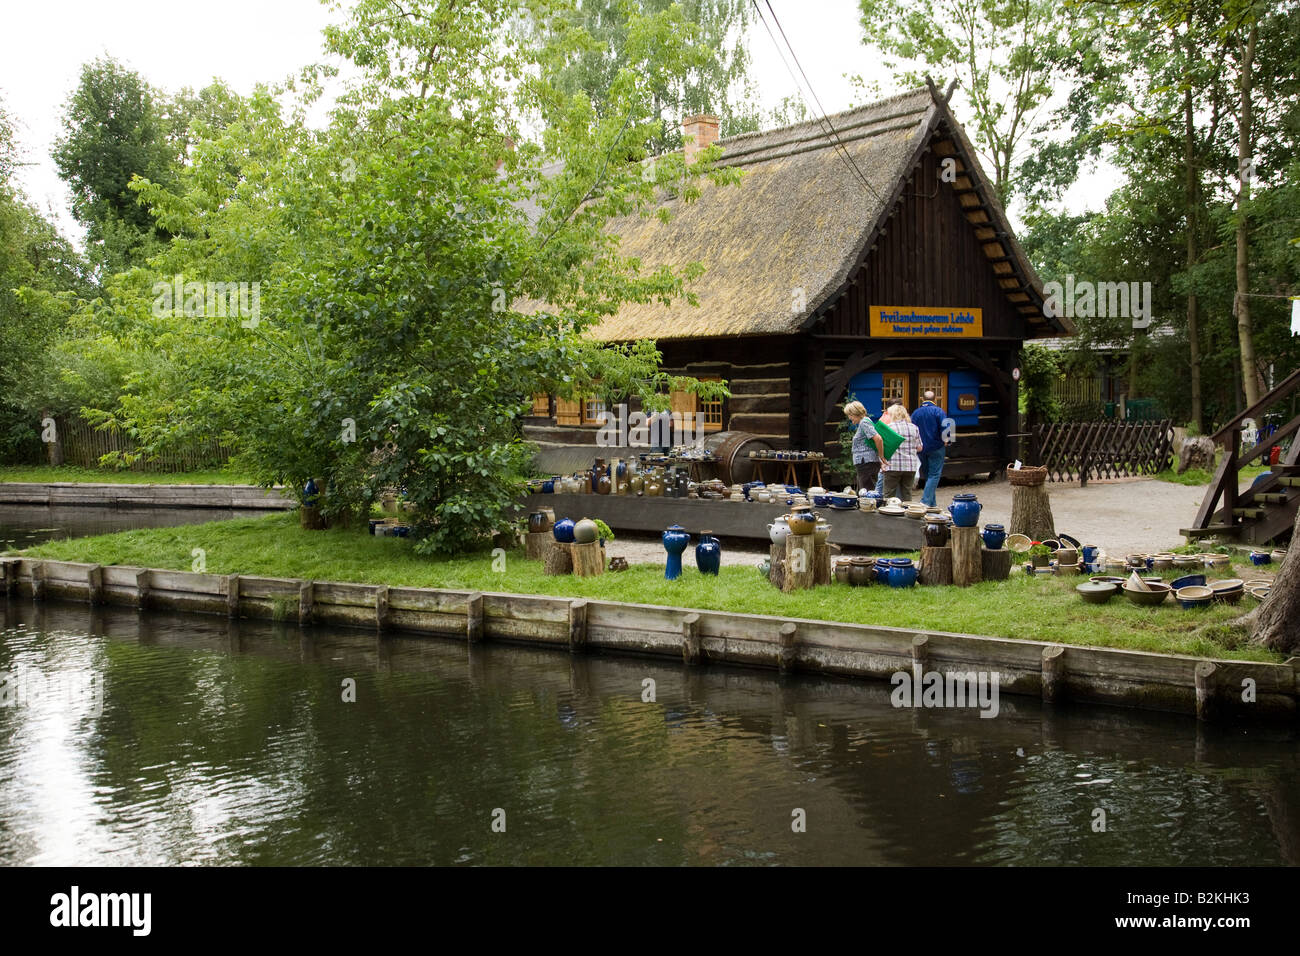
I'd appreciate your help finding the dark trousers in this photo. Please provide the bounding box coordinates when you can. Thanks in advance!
[854,460,880,493]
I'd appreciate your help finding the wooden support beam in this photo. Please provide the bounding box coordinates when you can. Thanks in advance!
[1042,645,1066,703]
[778,622,798,673]
[3,557,19,597]
[568,599,588,654]
[32,561,47,603]
[134,568,150,610]
[374,585,390,632]
[1195,661,1218,722]
[87,564,104,605]
[226,574,240,618]
[466,591,485,643]
[681,612,701,665]
[911,633,929,683]
[298,580,314,626]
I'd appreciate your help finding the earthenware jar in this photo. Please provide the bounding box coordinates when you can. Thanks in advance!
[609,556,628,572]
[541,478,556,494]
[304,477,321,507]
[592,458,607,495]
[695,531,721,575]
[676,471,690,498]
[981,523,1006,550]
[596,472,612,495]
[662,524,690,580]
[814,516,831,544]
[848,557,873,587]
[834,561,852,585]
[1081,544,1100,564]
[874,557,893,583]
[1249,550,1271,565]
[949,493,982,528]
[788,506,816,536]
[1271,548,1287,563]
[887,557,917,588]
[646,476,662,497]
[1055,546,1078,565]
[768,515,791,545]
[552,517,576,543]
[924,516,950,548]
[630,474,645,496]
[528,511,552,535]
[573,517,599,544]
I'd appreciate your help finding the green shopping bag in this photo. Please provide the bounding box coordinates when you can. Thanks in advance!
[873,419,904,460]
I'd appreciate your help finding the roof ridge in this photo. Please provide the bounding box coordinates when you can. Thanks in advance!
[718,85,932,149]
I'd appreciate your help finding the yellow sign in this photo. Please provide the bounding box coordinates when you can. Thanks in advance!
[870,306,983,338]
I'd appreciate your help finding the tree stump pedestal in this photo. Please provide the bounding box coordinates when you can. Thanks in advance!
[981,547,1012,582]
[951,525,983,587]
[783,535,815,592]
[543,542,573,576]
[920,546,953,586]
[525,532,551,560]
[571,541,604,577]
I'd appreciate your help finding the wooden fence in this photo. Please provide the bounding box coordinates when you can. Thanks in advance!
[55,416,232,473]
[1032,419,1174,485]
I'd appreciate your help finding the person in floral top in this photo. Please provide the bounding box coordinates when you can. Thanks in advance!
[881,404,923,501]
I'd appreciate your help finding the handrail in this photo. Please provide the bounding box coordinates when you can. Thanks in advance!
[1209,366,1300,444]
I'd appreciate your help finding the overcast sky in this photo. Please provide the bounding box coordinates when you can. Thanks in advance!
[1,0,1106,245]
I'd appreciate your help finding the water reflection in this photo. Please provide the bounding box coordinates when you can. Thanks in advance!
[0,599,1296,866]
[0,503,278,551]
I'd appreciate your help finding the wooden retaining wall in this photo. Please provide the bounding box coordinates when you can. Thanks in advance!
[0,482,295,510]
[1,556,1295,724]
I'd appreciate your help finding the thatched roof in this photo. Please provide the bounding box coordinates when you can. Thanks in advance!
[573,85,1068,342]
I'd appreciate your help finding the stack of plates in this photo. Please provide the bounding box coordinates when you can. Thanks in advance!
[878,505,906,516]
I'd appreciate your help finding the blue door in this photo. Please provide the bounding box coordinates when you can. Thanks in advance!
[947,369,982,426]
[846,371,884,419]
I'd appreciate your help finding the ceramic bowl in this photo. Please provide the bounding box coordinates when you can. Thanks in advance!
[1124,582,1171,606]
[1271,548,1288,562]
[1175,585,1214,609]
[1090,575,1126,585]
[1077,582,1118,604]
[1249,551,1272,566]
[1170,574,1207,590]
[1005,533,1032,553]
[878,505,906,516]
[1210,579,1244,604]
[1151,553,1174,570]
[1058,533,1082,549]
[1203,553,1231,569]
[1173,555,1200,568]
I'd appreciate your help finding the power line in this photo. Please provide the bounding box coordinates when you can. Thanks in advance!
[750,0,886,206]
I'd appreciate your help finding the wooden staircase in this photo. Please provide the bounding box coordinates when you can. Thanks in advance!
[1183,367,1300,546]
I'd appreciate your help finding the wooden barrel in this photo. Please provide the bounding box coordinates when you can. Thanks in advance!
[701,431,774,485]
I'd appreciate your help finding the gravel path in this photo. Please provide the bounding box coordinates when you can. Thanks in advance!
[600,476,1237,568]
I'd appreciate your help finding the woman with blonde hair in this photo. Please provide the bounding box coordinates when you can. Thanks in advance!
[843,400,885,493]
[881,404,923,501]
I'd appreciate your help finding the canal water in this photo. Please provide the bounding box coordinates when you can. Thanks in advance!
[0,503,276,552]
[1,599,1296,866]
[1,504,1297,865]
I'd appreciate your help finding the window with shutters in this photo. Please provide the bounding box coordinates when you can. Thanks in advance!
[582,396,607,425]
[555,397,582,425]
[530,393,550,416]
[667,381,722,434]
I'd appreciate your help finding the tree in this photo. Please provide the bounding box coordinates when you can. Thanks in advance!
[71,0,735,553]
[857,0,1073,204]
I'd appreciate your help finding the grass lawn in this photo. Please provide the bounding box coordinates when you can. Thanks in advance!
[12,511,1279,663]
[1154,463,1271,486]
[0,465,261,485]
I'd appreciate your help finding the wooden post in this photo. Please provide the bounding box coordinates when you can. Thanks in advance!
[778,622,798,673]
[1195,661,1218,721]
[911,633,929,683]
[32,562,47,603]
[768,542,786,590]
[568,599,588,654]
[951,525,983,587]
[375,585,390,632]
[783,535,815,592]
[525,531,550,560]
[980,547,1012,582]
[88,564,104,605]
[919,546,953,586]
[813,540,831,586]
[570,541,604,577]
[134,568,150,610]
[681,612,702,665]
[298,580,314,626]
[2,558,17,597]
[226,574,240,618]
[543,541,573,576]
[466,591,484,643]
[1042,645,1066,703]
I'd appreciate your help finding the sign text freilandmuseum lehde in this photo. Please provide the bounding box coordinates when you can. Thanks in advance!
[869,306,983,338]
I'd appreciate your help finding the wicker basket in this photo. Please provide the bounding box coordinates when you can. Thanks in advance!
[1007,465,1048,486]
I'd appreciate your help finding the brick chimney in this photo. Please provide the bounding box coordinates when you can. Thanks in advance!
[681,114,719,164]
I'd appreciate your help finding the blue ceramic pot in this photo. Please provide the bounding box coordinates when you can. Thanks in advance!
[949,493,981,528]
[874,558,893,585]
[888,558,917,588]
[663,524,690,580]
[542,479,555,494]
[552,517,576,543]
[1081,545,1100,564]
[981,523,1007,550]
[304,477,320,506]
[1249,551,1271,566]
[695,531,721,575]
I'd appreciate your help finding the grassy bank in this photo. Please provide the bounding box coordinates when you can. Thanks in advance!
[0,465,261,485]
[1154,463,1270,486]
[12,511,1279,663]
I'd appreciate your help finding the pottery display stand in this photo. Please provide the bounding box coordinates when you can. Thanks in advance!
[543,542,573,576]
[768,543,787,590]
[783,535,816,592]
[980,547,1012,582]
[1009,481,1057,543]
[525,531,551,560]
[920,545,953,586]
[814,541,832,586]
[300,504,325,530]
[571,541,604,578]
[951,526,984,587]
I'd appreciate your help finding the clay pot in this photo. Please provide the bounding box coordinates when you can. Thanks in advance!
[695,531,721,575]
[834,562,851,585]
[848,557,873,587]
[528,511,552,535]
[573,518,599,544]
[787,507,816,536]
[768,515,791,545]
[552,518,576,543]
[949,493,982,528]
[662,524,690,580]
[981,523,1007,550]
[814,516,831,544]
[924,517,950,548]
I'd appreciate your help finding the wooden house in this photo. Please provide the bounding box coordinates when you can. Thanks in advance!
[525,84,1074,480]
